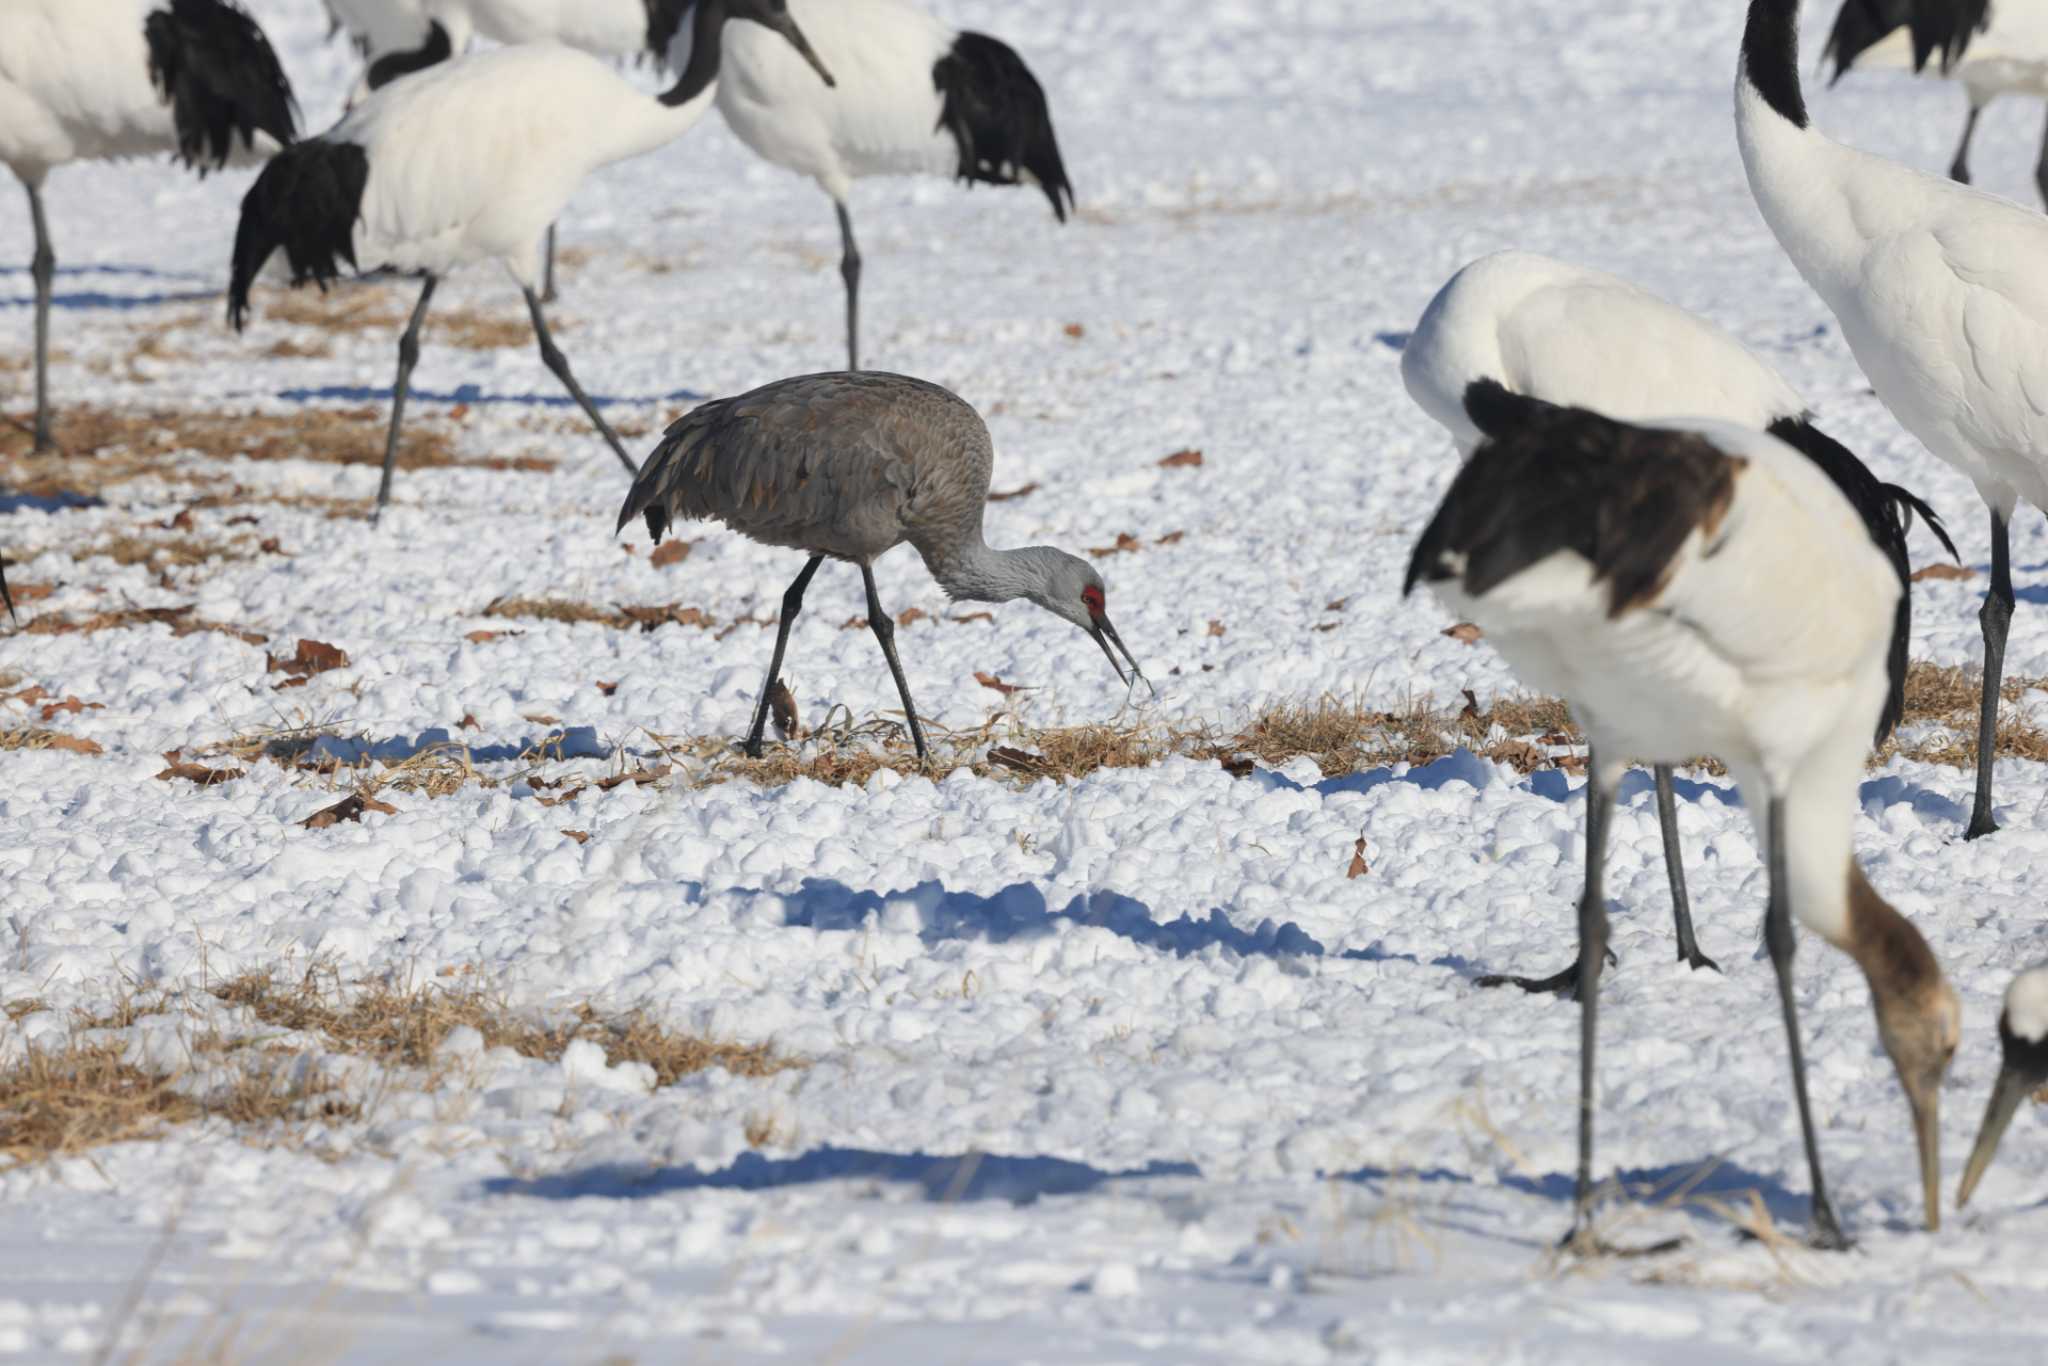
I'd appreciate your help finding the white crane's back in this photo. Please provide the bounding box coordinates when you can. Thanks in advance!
[0,0,184,181]
[1402,251,1805,455]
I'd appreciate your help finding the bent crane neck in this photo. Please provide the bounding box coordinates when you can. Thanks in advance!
[926,539,1060,605]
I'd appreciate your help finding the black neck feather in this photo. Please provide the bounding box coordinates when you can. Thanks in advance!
[1742,0,1809,130]
[659,0,724,107]
[365,20,452,91]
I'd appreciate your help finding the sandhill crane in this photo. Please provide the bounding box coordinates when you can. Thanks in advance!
[326,0,698,298]
[1406,382,1959,1249]
[1402,250,1954,993]
[1823,0,2043,201]
[1,0,298,453]
[1957,964,2048,1206]
[226,0,835,522]
[616,371,1145,761]
[685,0,1074,372]
[1737,0,2048,841]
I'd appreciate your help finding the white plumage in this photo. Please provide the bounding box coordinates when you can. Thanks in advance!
[683,0,1076,371]
[2,0,297,451]
[1408,384,1958,1248]
[228,0,835,518]
[1402,251,1804,455]
[1825,0,2048,201]
[1739,0,2048,841]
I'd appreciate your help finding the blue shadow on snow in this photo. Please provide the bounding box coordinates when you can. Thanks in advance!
[1343,1157,1817,1232]
[484,1146,1200,1206]
[277,382,705,409]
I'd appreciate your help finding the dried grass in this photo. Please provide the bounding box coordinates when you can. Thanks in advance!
[480,597,715,632]
[0,404,553,473]
[1881,662,2048,767]
[252,286,553,350]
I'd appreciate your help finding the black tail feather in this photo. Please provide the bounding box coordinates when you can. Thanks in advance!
[145,0,298,171]
[366,20,453,91]
[1765,416,1955,744]
[933,32,1074,221]
[1821,0,1990,79]
[228,140,369,331]
[1407,382,1741,619]
[643,0,693,67]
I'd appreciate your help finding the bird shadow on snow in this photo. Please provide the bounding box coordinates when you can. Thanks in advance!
[296,725,610,767]
[276,382,706,410]
[0,264,218,311]
[1342,1157,1818,1235]
[483,1146,1200,1207]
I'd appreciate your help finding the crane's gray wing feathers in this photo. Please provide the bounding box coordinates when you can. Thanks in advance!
[616,372,992,564]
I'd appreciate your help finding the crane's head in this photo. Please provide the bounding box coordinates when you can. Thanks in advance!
[1025,550,1148,693]
[1959,966,2048,1210]
[723,0,836,87]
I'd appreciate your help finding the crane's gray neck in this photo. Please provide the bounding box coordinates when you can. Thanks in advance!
[660,0,727,107]
[928,541,1065,605]
[1742,0,1808,129]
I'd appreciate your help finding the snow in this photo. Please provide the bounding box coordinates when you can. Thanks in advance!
[4,0,2048,1360]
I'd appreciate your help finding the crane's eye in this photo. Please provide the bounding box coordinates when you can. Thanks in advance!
[1081,585,1105,615]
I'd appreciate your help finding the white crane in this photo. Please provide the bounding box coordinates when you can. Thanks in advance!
[616,371,1146,761]
[1406,382,1959,1249]
[1402,249,1954,993]
[1823,0,2045,202]
[1738,0,2048,841]
[325,0,698,297]
[1,0,298,453]
[689,0,1074,372]
[225,0,835,522]
[1957,964,2048,1207]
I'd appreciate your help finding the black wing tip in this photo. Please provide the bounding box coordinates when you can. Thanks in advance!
[935,32,1074,219]
[1460,378,1558,439]
[227,140,370,332]
[147,0,301,170]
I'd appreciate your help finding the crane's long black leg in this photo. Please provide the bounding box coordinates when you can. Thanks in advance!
[1967,506,2014,840]
[541,223,559,304]
[1566,753,1615,1247]
[1476,764,1621,998]
[1950,105,1983,185]
[374,272,438,523]
[26,182,55,454]
[524,286,638,478]
[861,564,927,761]
[835,200,861,373]
[1763,796,1851,1250]
[744,555,823,758]
[2035,105,2048,209]
[1655,765,1718,973]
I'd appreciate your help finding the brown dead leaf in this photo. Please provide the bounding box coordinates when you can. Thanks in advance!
[258,537,284,555]
[987,483,1039,503]
[43,733,103,756]
[1158,449,1203,469]
[465,630,500,644]
[1325,599,1347,613]
[1443,623,1484,645]
[536,787,585,808]
[522,713,560,726]
[1089,533,1143,559]
[301,793,396,829]
[595,680,618,697]
[1207,620,1226,637]
[1346,838,1370,879]
[989,746,1048,775]
[1063,322,1086,339]
[1156,531,1186,546]
[953,611,994,625]
[769,680,799,741]
[268,638,349,682]
[1220,756,1255,778]
[562,829,590,844]
[897,606,927,627]
[650,540,692,569]
[458,713,480,731]
[841,616,868,631]
[38,697,103,721]
[162,505,195,531]
[975,671,1022,696]
[155,750,243,786]
[4,582,54,603]
[8,686,49,706]
[1912,563,1977,582]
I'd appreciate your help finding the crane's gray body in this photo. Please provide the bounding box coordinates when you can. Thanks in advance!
[620,371,994,571]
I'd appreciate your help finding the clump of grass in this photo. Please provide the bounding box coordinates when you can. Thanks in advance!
[480,597,716,632]
[1882,661,2048,766]
[0,404,552,473]
[80,533,250,570]
[22,604,265,644]
[211,965,798,1083]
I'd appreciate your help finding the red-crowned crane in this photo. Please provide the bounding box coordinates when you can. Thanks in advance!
[1402,249,1953,993]
[616,371,1145,761]
[225,0,835,522]
[1739,0,2048,841]
[1957,964,2048,1207]
[1406,382,1959,1249]
[1,0,298,452]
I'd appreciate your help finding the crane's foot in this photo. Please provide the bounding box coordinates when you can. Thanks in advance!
[1678,947,1722,975]
[1475,947,1617,998]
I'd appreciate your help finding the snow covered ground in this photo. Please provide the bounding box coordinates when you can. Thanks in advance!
[5,0,2048,1359]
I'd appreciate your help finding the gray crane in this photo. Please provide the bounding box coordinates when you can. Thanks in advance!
[616,371,1145,760]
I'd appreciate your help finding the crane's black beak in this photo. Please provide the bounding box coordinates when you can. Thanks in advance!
[1958,1062,2033,1209]
[767,13,836,88]
[1089,614,1151,696]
